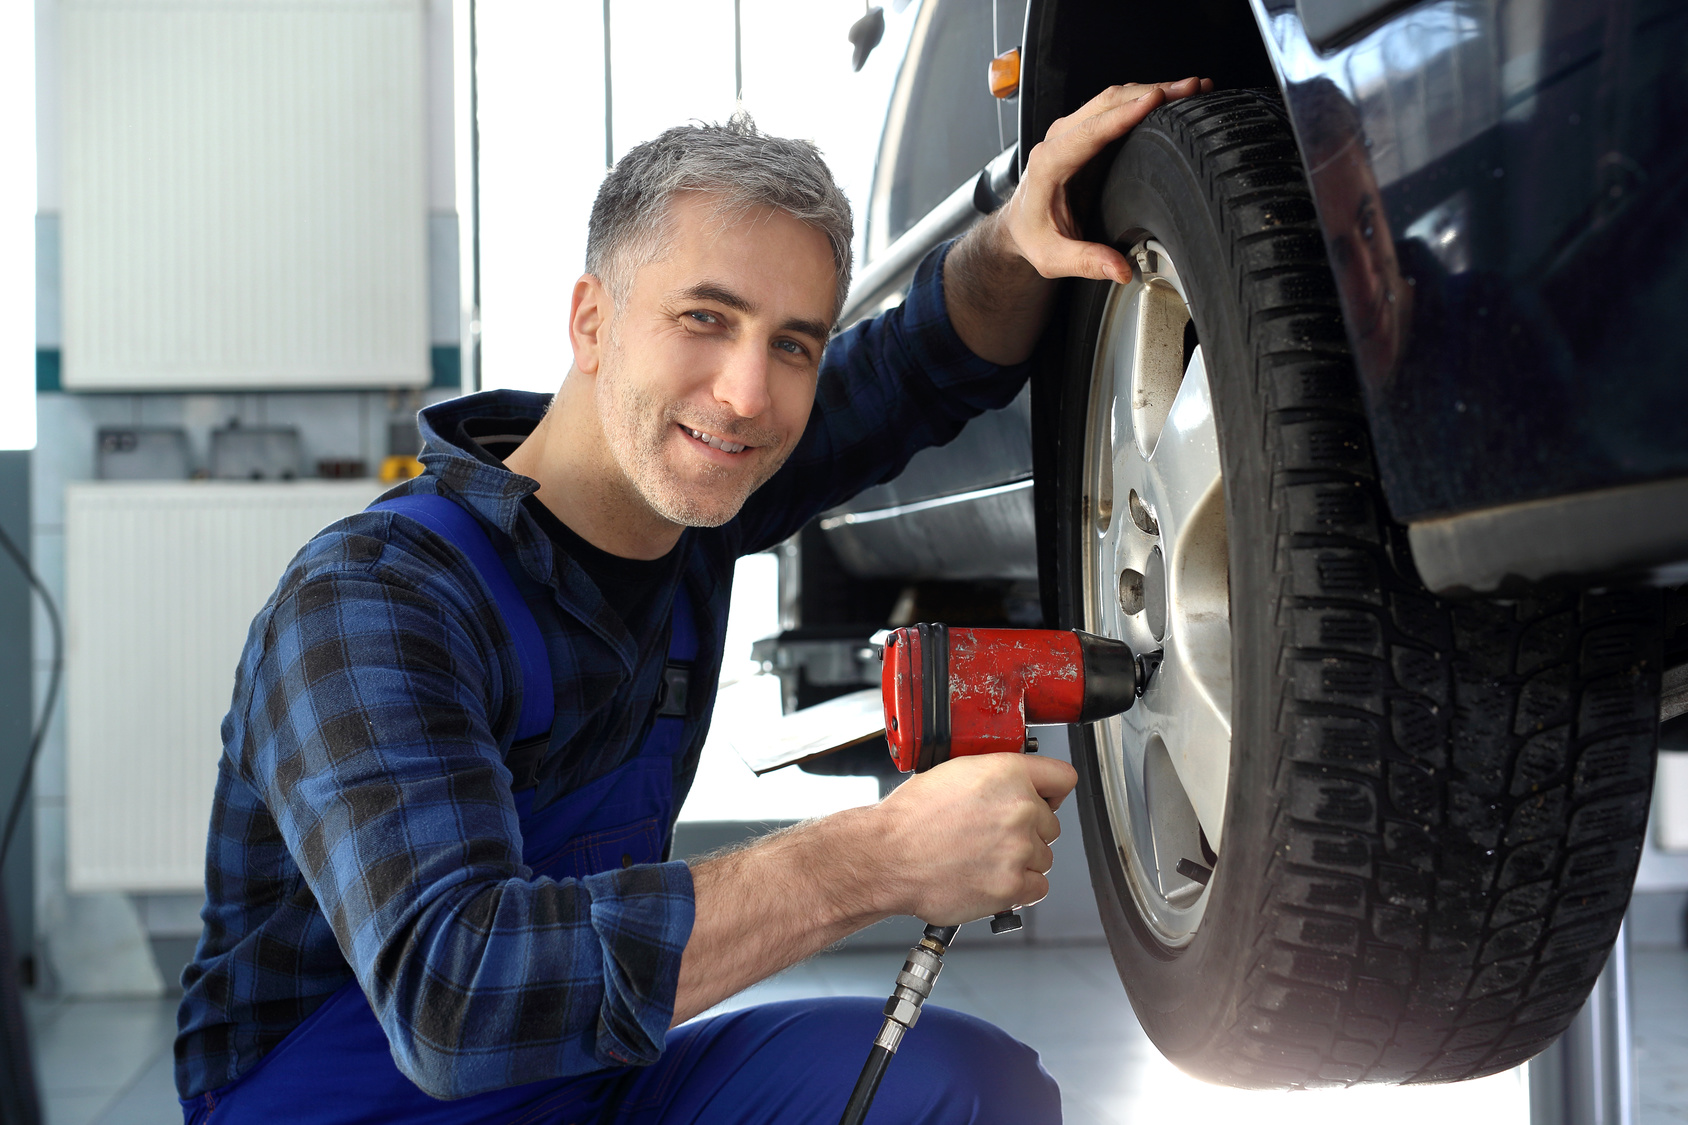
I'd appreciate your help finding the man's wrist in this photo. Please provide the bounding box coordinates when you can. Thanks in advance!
[942,209,1056,367]
[797,804,903,930]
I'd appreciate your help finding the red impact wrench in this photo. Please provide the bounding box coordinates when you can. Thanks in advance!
[838,624,1158,1125]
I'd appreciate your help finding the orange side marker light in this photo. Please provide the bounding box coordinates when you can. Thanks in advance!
[989,47,1020,100]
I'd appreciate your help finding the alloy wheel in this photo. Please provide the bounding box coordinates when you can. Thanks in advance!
[1080,239,1232,947]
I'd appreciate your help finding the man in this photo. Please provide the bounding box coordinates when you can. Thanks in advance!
[176,78,1211,1123]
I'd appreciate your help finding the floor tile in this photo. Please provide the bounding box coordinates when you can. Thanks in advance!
[1636,946,1688,1125]
[938,949,1142,1050]
[43,1091,111,1125]
[23,992,66,1039]
[17,941,1687,1125]
[1033,1042,1153,1115]
[93,1050,178,1125]
[1050,1089,1115,1125]
[32,998,175,1097]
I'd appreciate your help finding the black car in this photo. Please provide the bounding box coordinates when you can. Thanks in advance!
[760,0,1688,1091]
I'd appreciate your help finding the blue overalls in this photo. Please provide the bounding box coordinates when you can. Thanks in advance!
[184,495,1060,1124]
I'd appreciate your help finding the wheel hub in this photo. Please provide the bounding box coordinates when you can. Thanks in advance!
[1080,239,1232,947]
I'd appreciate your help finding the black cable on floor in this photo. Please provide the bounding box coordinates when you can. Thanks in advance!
[0,521,62,873]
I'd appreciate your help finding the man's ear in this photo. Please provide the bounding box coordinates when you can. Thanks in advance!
[570,274,613,375]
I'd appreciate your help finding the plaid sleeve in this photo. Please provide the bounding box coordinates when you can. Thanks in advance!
[733,239,1033,553]
[241,543,694,1098]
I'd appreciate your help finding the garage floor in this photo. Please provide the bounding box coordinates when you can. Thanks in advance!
[21,941,1688,1125]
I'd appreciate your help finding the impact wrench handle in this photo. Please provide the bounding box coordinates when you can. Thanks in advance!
[841,624,1153,1121]
[838,923,961,1125]
[879,625,1153,938]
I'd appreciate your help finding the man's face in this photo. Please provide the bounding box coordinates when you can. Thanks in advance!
[1315,139,1411,383]
[589,193,836,529]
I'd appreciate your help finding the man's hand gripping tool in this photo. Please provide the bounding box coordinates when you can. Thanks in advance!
[881,623,1154,931]
[839,625,1154,1125]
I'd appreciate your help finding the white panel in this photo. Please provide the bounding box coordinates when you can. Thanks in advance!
[65,481,382,892]
[61,0,428,390]
[1659,751,1688,853]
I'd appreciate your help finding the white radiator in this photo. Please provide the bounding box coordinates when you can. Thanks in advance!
[60,0,429,390]
[65,481,383,892]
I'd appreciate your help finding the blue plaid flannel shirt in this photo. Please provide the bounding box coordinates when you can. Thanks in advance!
[174,243,1031,1100]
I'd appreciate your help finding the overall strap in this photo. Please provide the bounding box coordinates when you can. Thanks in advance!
[655,583,698,720]
[368,494,554,744]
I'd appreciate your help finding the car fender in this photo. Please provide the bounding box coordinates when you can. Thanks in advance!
[1018,0,1688,593]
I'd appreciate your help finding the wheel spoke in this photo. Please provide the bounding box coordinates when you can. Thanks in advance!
[1128,281,1190,460]
[1145,347,1222,541]
[1147,648,1231,849]
[1140,345,1231,847]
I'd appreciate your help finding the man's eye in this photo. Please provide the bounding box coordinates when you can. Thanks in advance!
[775,340,806,356]
[688,311,719,326]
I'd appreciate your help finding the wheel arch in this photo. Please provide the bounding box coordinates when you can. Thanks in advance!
[1019,0,1288,629]
[1017,0,1281,160]
[1022,0,1688,597]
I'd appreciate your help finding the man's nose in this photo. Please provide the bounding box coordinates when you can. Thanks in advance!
[714,341,773,419]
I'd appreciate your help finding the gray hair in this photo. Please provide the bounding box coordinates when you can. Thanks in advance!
[586,112,855,324]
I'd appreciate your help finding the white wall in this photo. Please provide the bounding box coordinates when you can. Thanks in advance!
[30,0,463,997]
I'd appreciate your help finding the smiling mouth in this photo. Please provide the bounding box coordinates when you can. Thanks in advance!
[681,425,751,454]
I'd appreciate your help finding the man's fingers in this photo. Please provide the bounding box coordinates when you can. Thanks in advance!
[1016,871,1052,910]
[1035,804,1061,847]
[1046,82,1156,136]
[1077,243,1134,285]
[1010,77,1219,286]
[1035,89,1167,178]
[1022,235,1132,285]
[1024,755,1078,808]
[1043,77,1212,143]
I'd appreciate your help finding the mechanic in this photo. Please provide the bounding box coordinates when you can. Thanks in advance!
[175,78,1211,1124]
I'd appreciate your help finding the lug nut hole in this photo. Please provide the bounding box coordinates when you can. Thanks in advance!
[1119,569,1146,615]
[1128,489,1159,535]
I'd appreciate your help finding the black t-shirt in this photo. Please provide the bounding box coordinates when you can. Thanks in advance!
[453,414,682,628]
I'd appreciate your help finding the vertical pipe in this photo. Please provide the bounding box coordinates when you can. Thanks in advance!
[602,0,614,168]
[1601,918,1637,1125]
[467,0,481,392]
[991,0,1006,150]
[1528,917,1637,1125]
[452,0,481,394]
[733,0,743,104]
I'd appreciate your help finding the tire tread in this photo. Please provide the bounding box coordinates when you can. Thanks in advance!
[1085,89,1662,1088]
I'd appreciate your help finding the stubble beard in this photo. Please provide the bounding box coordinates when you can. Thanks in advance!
[596,350,789,529]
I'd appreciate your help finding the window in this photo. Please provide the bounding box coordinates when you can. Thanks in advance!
[868,0,1006,255]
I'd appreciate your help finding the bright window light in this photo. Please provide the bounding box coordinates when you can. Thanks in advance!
[476,0,916,393]
[476,0,609,395]
[609,0,737,164]
[1,1,36,449]
[679,553,879,823]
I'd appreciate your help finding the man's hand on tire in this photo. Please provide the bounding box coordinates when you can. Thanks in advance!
[1002,77,1215,284]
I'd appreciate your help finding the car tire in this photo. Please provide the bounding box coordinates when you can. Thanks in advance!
[1047,89,1664,1087]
